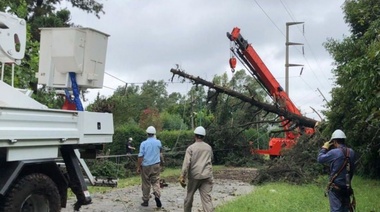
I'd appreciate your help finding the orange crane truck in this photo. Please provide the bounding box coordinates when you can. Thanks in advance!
[227,27,315,158]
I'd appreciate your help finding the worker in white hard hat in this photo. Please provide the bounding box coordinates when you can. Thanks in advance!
[317,129,356,212]
[137,126,163,208]
[179,126,214,212]
[126,137,135,155]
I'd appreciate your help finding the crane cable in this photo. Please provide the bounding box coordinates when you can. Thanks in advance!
[170,82,190,154]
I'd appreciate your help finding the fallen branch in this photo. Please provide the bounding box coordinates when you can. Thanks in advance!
[170,68,317,128]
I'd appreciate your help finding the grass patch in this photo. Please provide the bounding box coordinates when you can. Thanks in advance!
[215,183,326,212]
[351,176,380,212]
[216,176,380,212]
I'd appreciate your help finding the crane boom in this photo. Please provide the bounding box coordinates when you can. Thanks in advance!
[227,27,301,116]
[227,27,314,157]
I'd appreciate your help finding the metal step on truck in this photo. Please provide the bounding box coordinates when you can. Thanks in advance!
[0,12,114,211]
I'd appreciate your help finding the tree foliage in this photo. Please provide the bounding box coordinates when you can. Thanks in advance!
[161,111,188,131]
[323,0,380,178]
[252,132,325,185]
[106,124,146,156]
[87,70,274,167]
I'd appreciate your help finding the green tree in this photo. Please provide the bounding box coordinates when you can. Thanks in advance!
[139,107,162,131]
[194,70,272,165]
[86,92,113,113]
[161,111,188,130]
[164,92,185,116]
[106,124,145,156]
[323,0,380,178]
[88,81,173,128]
[140,80,168,111]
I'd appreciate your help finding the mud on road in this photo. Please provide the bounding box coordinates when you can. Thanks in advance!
[62,168,257,212]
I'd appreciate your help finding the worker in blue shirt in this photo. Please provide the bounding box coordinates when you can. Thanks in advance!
[317,129,355,212]
[137,126,163,208]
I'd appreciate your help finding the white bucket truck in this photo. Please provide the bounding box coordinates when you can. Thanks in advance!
[0,11,114,211]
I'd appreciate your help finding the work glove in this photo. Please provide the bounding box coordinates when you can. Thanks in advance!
[322,141,333,149]
[178,175,186,188]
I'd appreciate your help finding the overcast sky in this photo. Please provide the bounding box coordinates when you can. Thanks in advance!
[62,0,350,120]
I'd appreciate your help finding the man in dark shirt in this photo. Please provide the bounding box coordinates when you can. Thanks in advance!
[126,137,135,154]
[317,129,355,212]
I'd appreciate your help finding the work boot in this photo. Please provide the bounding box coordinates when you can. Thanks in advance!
[153,192,162,208]
[154,197,162,208]
[141,200,149,207]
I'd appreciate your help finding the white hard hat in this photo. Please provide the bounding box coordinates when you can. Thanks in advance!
[194,126,206,136]
[330,129,346,141]
[146,126,156,134]
[128,137,133,141]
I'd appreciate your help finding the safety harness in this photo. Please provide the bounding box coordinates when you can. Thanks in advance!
[326,147,356,212]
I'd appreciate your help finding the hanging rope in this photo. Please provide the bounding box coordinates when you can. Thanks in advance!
[170,82,190,153]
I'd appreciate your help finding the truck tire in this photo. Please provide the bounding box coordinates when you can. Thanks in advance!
[1,173,61,212]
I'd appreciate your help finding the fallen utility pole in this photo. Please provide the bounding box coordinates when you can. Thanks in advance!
[170,68,317,129]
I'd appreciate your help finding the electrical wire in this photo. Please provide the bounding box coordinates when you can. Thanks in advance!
[254,0,329,92]
[103,85,116,90]
[253,0,285,37]
[280,0,296,21]
[103,71,193,93]
[253,0,329,111]
[171,83,190,153]
[279,0,331,89]
[105,72,128,84]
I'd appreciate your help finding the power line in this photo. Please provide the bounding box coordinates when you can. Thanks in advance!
[103,85,116,90]
[253,0,285,36]
[254,2,316,95]
[280,0,296,21]
[105,72,128,84]
[104,71,193,90]
[279,1,331,89]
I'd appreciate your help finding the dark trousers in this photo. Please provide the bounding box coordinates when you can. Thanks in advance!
[328,187,352,212]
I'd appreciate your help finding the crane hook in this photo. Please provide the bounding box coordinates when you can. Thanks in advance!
[229,56,237,73]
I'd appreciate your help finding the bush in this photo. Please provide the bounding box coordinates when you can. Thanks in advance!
[105,124,145,156]
[87,159,126,178]
[157,130,194,151]
[252,133,325,185]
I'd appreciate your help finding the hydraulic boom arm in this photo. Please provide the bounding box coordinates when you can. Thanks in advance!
[227,27,314,139]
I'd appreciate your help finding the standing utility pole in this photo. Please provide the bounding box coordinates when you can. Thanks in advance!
[285,22,304,96]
